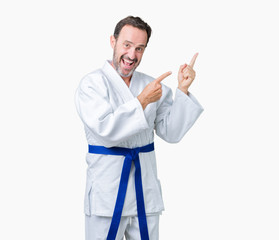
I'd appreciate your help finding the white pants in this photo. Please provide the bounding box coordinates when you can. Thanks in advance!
[85,214,160,240]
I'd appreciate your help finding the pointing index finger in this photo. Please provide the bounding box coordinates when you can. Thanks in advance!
[189,53,199,68]
[155,71,172,83]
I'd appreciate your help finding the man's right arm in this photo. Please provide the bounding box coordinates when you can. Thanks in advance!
[75,75,149,147]
[137,71,172,110]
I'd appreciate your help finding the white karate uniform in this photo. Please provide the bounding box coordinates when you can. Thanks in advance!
[85,214,160,240]
[75,60,203,238]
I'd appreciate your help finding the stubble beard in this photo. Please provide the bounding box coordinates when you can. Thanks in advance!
[112,50,139,78]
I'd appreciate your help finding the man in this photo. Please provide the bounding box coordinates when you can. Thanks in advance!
[75,16,203,240]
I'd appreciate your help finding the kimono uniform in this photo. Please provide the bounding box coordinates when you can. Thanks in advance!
[75,61,203,239]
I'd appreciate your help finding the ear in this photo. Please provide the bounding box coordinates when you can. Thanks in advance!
[110,35,116,49]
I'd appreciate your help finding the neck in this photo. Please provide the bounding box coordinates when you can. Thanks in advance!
[122,76,131,87]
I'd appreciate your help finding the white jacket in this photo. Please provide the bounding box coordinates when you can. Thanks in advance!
[75,60,203,216]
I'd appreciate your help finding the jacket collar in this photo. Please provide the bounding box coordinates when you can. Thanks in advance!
[102,60,137,102]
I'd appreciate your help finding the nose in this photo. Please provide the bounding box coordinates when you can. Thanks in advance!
[127,48,136,60]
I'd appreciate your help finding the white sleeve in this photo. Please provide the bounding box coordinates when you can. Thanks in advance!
[155,87,204,143]
[75,75,149,147]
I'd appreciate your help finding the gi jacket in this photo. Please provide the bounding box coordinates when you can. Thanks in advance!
[75,61,203,216]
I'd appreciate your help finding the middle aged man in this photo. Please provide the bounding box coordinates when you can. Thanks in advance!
[75,16,204,240]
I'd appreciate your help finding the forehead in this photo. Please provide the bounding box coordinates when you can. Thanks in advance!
[118,25,148,46]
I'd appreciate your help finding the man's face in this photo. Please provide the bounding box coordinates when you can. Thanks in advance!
[111,25,148,78]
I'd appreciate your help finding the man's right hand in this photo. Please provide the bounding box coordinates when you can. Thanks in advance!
[137,71,172,110]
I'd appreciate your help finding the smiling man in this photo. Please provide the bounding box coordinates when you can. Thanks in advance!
[111,24,146,83]
[75,16,203,240]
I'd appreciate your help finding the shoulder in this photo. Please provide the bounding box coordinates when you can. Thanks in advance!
[80,68,106,85]
[79,69,108,90]
[134,71,172,93]
[134,71,154,84]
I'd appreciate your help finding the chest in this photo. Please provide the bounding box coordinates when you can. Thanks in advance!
[105,78,157,127]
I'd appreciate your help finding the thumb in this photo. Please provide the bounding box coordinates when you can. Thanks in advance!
[179,64,187,73]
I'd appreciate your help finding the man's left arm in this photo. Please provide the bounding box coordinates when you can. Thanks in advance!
[154,53,204,143]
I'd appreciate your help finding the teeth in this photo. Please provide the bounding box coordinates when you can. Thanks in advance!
[123,59,133,64]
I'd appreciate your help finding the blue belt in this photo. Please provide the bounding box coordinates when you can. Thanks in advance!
[88,142,154,240]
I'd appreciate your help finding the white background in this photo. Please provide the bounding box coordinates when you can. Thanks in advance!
[1,0,278,239]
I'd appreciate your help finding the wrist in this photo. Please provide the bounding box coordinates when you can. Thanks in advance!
[137,95,148,110]
[178,86,189,95]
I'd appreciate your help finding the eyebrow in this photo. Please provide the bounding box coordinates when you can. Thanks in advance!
[124,40,146,48]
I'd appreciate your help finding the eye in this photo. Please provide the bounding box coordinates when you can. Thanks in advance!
[136,47,144,53]
[124,43,130,48]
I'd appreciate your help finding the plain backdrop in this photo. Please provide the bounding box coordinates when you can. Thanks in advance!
[1,0,278,239]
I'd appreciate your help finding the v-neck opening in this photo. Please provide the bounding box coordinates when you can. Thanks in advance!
[102,61,136,102]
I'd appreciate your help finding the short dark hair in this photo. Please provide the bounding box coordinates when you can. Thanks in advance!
[113,16,152,46]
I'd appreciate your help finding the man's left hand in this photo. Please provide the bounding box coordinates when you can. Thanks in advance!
[178,53,198,95]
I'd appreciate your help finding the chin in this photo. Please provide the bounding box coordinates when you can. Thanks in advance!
[119,69,134,78]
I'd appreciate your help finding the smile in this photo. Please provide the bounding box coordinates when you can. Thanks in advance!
[122,58,135,66]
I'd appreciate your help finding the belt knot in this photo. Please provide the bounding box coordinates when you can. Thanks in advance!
[129,147,140,159]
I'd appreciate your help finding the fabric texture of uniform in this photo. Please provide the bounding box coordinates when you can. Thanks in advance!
[75,60,204,217]
[85,214,160,240]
